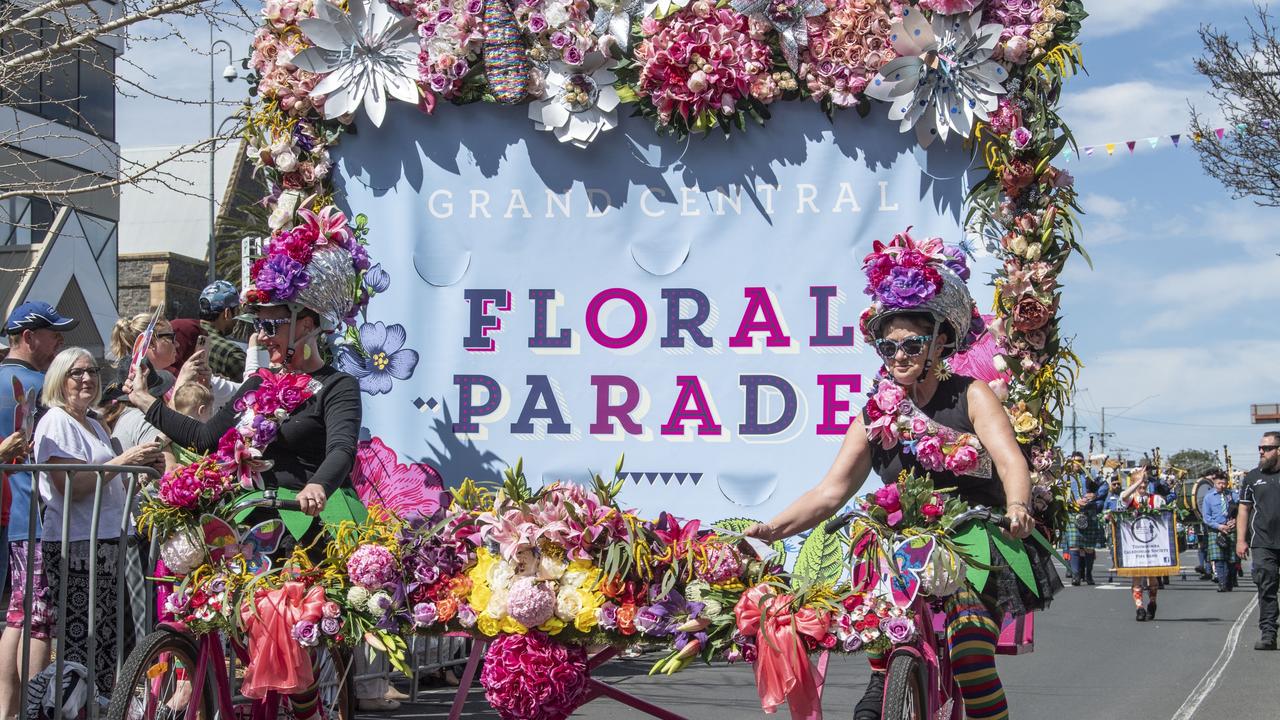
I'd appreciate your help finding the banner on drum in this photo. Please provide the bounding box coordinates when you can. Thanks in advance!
[1111,510,1181,577]
[335,102,980,520]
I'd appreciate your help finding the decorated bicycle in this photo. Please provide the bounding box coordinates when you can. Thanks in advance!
[743,229,1064,720]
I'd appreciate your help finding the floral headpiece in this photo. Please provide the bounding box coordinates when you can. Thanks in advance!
[244,204,372,328]
[858,228,983,356]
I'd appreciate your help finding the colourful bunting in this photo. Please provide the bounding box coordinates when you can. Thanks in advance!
[1147,137,1159,149]
[1214,127,1226,141]
[1105,143,1116,156]
[1171,134,1181,147]
[1125,140,1136,153]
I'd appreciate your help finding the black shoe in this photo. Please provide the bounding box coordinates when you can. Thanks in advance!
[1218,587,1230,592]
[1072,576,1082,587]
[1085,576,1096,586]
[1147,601,1157,620]
[854,672,886,720]
[1136,608,1147,622]
[1255,637,1277,651]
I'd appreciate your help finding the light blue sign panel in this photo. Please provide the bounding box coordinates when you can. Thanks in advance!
[336,100,982,522]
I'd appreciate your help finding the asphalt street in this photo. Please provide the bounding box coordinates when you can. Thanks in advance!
[372,557,1278,720]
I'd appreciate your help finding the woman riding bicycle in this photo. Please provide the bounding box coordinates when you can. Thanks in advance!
[746,229,1060,720]
[124,234,365,720]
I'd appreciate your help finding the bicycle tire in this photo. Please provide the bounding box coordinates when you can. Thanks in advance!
[882,653,927,720]
[107,628,217,720]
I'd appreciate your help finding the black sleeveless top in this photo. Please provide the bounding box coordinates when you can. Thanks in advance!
[861,375,1007,508]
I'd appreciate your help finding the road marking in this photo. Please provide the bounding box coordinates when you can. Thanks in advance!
[1170,594,1258,720]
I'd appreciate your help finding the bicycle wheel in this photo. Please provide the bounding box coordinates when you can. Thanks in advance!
[882,653,927,720]
[107,628,216,720]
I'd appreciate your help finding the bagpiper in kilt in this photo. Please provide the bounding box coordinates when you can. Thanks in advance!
[1200,470,1239,592]
[1064,454,1107,586]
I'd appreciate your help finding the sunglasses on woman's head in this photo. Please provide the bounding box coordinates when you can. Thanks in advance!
[874,334,934,360]
[253,318,290,337]
[68,367,101,380]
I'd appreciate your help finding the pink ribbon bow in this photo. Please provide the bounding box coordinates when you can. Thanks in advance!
[734,584,831,720]
[240,581,326,698]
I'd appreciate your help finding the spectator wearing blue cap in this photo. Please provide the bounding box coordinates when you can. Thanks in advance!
[196,281,246,381]
[0,301,78,718]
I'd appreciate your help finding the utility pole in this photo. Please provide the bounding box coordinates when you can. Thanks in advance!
[1064,407,1086,455]
[1098,407,1116,455]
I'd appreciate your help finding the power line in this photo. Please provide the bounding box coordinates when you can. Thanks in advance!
[1074,408,1258,430]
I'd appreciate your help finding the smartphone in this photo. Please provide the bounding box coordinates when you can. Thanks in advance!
[196,335,207,348]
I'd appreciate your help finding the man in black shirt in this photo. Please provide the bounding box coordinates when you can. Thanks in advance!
[1237,431,1280,650]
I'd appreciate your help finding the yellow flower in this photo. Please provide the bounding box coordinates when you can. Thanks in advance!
[501,617,529,635]
[477,615,500,636]
[469,583,492,613]
[540,617,566,635]
[574,607,599,633]
[1012,412,1040,434]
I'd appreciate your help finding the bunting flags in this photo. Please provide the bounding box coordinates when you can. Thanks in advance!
[1064,122,1268,162]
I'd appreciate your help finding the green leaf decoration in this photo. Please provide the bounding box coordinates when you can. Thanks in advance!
[792,519,844,583]
[714,517,785,558]
[231,487,366,540]
[951,522,992,591]
[991,532,1039,597]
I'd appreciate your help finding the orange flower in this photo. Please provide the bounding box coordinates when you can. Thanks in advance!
[450,576,473,599]
[436,597,459,623]
[616,603,638,636]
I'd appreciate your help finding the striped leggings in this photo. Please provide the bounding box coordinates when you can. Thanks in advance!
[864,586,1009,719]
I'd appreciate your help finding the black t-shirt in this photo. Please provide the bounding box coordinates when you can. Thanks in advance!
[861,375,1007,508]
[145,365,361,494]
[1240,468,1280,549]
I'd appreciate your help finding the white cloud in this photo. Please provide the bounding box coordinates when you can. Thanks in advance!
[1082,0,1257,39]
[1078,193,1136,246]
[1061,81,1224,148]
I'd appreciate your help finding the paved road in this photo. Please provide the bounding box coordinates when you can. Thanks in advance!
[370,558,1278,719]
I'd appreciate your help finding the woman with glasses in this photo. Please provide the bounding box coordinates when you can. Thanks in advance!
[32,347,164,694]
[746,231,1059,720]
[109,312,241,416]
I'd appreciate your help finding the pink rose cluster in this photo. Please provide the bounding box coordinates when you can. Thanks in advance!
[480,631,589,720]
[800,0,896,107]
[397,0,485,106]
[983,0,1042,63]
[917,0,982,12]
[157,457,234,510]
[513,0,597,67]
[347,544,400,589]
[633,3,775,126]
[250,10,327,117]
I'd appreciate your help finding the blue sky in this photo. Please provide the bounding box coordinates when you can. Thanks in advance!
[117,0,1280,470]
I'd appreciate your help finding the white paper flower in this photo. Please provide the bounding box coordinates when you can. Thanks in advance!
[292,0,420,127]
[865,7,1008,147]
[642,0,689,19]
[529,56,621,149]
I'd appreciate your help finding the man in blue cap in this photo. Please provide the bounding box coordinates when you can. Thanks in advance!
[0,300,78,711]
[197,280,247,380]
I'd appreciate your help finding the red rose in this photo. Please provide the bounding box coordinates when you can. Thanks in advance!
[1010,297,1052,332]
[281,172,303,190]
[1001,160,1036,195]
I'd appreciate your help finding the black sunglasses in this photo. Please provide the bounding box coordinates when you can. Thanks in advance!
[874,334,934,360]
[253,318,290,337]
[1260,445,1280,453]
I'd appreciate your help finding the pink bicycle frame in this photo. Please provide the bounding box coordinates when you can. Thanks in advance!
[882,597,963,720]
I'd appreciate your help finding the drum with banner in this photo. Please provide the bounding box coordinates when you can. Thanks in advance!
[1110,509,1181,577]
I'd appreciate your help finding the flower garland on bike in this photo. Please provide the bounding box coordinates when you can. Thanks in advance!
[127,205,378,710]
[746,228,1062,720]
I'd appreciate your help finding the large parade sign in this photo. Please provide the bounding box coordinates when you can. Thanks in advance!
[336,101,980,519]
[1111,510,1180,577]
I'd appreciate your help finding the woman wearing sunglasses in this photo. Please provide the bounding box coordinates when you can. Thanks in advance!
[746,230,1059,720]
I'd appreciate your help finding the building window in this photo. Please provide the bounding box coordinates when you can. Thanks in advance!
[0,196,57,246]
[0,20,116,140]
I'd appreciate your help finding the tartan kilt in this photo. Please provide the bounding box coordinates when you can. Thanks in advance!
[1064,512,1106,548]
[1206,530,1237,563]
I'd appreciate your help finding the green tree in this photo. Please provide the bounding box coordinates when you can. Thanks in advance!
[1167,449,1221,478]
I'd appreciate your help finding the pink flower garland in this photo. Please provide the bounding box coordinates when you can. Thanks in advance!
[864,377,983,476]
[480,632,588,720]
[801,0,896,108]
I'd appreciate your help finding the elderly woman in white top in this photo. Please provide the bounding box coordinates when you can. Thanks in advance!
[33,347,162,693]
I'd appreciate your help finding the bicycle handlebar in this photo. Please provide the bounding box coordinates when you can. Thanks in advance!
[228,489,304,516]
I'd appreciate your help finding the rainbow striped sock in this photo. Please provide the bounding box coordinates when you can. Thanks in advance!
[946,592,1009,720]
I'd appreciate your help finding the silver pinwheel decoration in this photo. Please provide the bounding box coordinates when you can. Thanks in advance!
[592,0,643,52]
[292,0,420,127]
[865,7,1007,147]
[729,0,826,72]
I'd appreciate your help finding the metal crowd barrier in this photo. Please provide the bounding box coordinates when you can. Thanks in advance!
[349,634,471,700]
[5,463,160,720]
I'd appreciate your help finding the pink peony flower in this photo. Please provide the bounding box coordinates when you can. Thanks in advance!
[347,544,399,589]
[918,0,982,13]
[872,381,906,414]
[480,632,588,720]
[873,484,901,513]
[915,435,946,472]
[946,445,981,475]
[507,577,556,628]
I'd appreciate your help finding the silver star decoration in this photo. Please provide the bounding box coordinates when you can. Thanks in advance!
[865,7,1008,147]
[292,0,420,127]
[593,0,643,52]
[729,0,826,72]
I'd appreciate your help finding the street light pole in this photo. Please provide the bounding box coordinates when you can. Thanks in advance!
[209,28,237,284]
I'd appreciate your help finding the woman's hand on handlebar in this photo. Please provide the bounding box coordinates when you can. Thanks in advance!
[1006,503,1033,539]
[296,482,327,516]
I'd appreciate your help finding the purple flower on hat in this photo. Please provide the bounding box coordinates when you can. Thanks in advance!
[334,321,419,395]
[940,245,970,281]
[876,267,938,308]
[256,254,310,301]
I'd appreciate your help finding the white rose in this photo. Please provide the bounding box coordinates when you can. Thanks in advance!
[544,2,569,26]
[1024,242,1042,261]
[1007,235,1028,256]
[486,590,509,618]
[561,569,589,589]
[273,148,298,173]
[555,589,583,621]
[538,556,568,581]
[489,561,516,590]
